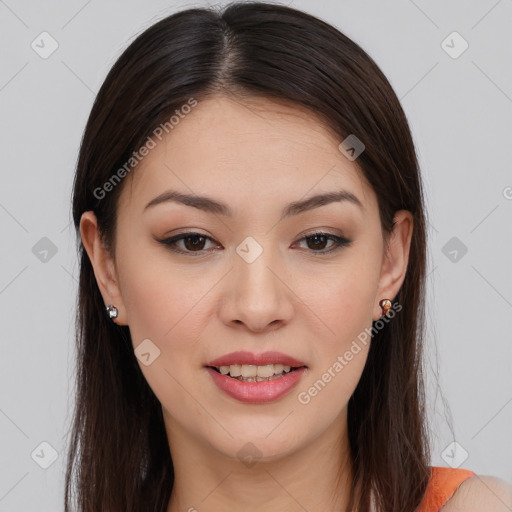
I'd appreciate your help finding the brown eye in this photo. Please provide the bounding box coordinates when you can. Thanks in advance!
[305,234,329,250]
[295,232,352,254]
[158,231,351,256]
[182,235,207,251]
[159,232,219,255]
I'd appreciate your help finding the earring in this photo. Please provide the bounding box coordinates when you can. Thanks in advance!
[105,304,118,321]
[379,299,392,317]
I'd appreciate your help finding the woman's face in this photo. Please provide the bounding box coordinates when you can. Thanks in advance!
[82,94,412,464]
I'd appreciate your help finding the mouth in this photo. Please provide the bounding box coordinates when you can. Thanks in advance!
[206,363,307,382]
[203,351,308,403]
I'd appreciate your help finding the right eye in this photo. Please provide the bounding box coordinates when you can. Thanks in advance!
[158,232,221,255]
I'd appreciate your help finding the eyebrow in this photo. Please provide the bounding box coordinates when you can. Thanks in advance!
[144,189,364,220]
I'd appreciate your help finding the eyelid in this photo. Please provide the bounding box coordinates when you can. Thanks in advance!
[293,231,352,255]
[157,231,219,257]
[157,229,352,256]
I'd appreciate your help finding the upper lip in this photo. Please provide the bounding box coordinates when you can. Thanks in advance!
[205,351,307,368]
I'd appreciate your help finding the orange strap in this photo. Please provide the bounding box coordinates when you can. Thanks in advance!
[417,466,476,511]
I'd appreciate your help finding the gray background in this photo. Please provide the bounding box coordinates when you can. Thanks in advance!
[1,0,511,510]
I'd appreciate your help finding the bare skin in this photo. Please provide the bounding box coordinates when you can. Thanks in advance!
[80,94,415,511]
[441,475,512,512]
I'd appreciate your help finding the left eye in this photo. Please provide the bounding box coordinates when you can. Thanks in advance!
[294,232,351,253]
[158,231,351,255]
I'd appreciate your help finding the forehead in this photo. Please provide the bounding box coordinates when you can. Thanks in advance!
[121,94,374,215]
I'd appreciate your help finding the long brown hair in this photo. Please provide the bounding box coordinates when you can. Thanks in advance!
[67,2,433,510]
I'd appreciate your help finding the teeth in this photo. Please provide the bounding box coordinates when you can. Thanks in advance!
[217,363,295,379]
[255,365,273,378]
[243,365,258,378]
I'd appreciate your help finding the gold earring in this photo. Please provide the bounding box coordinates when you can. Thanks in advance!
[379,299,392,317]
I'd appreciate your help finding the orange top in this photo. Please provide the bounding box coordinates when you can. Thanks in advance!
[416,466,476,511]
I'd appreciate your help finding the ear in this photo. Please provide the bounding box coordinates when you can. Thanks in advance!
[79,211,127,325]
[373,210,414,321]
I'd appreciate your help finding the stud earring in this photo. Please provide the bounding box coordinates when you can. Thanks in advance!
[379,299,392,317]
[105,304,118,321]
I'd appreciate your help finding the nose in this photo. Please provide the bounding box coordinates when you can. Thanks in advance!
[218,246,294,333]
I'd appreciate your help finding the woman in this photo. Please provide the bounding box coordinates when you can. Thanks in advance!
[66,2,511,511]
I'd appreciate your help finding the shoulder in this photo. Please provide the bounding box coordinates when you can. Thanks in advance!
[441,474,512,512]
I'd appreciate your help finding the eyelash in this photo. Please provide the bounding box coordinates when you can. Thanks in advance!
[158,231,352,256]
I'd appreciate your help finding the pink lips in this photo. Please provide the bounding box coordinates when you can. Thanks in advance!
[204,350,308,404]
[205,350,306,368]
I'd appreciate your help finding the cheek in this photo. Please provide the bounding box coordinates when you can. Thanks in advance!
[295,255,380,352]
[291,249,380,411]
[117,240,213,346]
[116,247,214,418]
[294,272,374,422]
[294,342,368,444]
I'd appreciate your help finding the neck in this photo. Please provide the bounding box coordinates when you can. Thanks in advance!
[165,408,357,512]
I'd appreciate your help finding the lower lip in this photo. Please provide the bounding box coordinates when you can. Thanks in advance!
[205,367,307,404]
